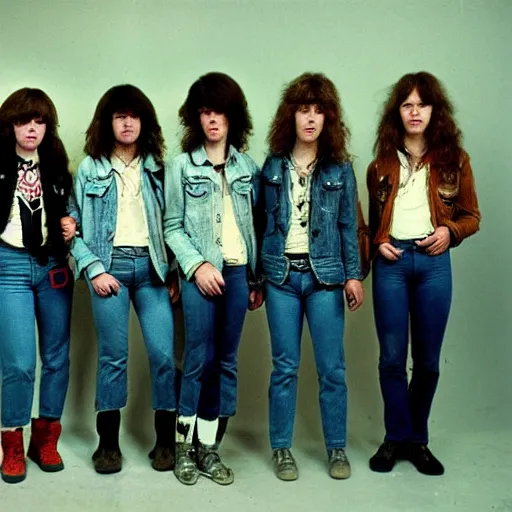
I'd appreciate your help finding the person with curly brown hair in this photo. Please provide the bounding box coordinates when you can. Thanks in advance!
[367,72,480,476]
[0,88,74,484]
[71,84,179,475]
[259,73,364,481]
[164,72,263,486]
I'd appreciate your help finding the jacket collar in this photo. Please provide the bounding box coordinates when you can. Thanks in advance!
[190,144,239,167]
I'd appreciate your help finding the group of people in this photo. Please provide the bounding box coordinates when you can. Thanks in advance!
[0,70,480,486]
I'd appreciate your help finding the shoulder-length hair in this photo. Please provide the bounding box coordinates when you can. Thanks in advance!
[179,72,253,153]
[267,72,351,163]
[374,71,463,168]
[84,84,165,166]
[0,87,69,182]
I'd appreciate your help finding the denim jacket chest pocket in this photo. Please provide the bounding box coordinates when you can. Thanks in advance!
[84,175,114,198]
[314,174,344,214]
[184,175,212,201]
[230,175,253,216]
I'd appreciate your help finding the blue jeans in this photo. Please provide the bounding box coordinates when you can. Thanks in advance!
[266,270,347,452]
[179,265,249,420]
[372,239,452,444]
[0,244,73,427]
[88,247,176,411]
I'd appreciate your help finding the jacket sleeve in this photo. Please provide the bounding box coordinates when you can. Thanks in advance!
[70,162,105,280]
[339,162,362,281]
[163,157,205,281]
[442,154,481,246]
[247,154,264,289]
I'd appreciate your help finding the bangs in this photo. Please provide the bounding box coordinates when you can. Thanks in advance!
[103,85,153,119]
[2,88,57,126]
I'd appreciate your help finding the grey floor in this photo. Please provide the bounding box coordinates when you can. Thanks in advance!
[2,424,511,512]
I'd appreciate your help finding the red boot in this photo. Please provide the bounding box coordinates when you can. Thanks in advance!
[1,429,26,484]
[27,418,64,472]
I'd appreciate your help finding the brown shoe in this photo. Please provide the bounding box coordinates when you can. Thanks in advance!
[149,444,175,471]
[92,446,122,474]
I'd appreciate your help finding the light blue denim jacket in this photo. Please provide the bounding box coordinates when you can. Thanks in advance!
[71,154,171,282]
[163,145,259,282]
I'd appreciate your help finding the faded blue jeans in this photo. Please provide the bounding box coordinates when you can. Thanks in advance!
[265,270,347,452]
[88,247,176,412]
[0,243,73,427]
[372,239,452,444]
[179,265,249,420]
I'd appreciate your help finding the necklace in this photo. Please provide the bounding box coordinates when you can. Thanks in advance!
[291,154,316,179]
[114,152,138,168]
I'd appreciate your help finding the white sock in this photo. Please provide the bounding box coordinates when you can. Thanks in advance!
[197,418,218,447]
[176,415,196,444]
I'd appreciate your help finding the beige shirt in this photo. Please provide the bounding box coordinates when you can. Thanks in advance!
[221,174,247,265]
[285,164,310,254]
[111,155,149,247]
[1,153,48,248]
[390,151,434,240]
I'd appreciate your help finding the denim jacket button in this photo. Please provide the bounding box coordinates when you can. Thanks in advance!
[216,238,222,246]
[216,214,221,223]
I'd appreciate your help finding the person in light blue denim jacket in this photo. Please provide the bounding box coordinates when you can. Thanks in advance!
[71,85,178,475]
[259,73,364,482]
[164,72,263,486]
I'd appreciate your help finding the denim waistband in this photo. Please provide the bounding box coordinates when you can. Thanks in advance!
[112,246,150,258]
[285,253,311,272]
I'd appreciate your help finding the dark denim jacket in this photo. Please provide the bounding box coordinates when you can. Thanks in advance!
[259,155,362,286]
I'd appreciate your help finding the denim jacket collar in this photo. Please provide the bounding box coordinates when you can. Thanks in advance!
[91,154,161,180]
[189,144,239,167]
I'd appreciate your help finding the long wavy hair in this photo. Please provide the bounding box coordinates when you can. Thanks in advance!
[84,84,165,166]
[267,72,350,163]
[0,87,69,183]
[179,72,253,153]
[374,71,463,170]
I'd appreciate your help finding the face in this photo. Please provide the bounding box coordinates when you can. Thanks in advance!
[295,104,325,145]
[200,109,229,144]
[112,112,141,147]
[399,89,433,137]
[13,118,47,155]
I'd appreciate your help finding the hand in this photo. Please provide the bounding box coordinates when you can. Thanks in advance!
[91,273,121,298]
[193,262,225,296]
[61,216,76,243]
[415,227,450,255]
[248,289,264,311]
[167,270,181,304]
[345,279,364,312]
[378,242,403,261]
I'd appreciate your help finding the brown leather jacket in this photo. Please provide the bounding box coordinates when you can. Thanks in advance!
[366,151,481,257]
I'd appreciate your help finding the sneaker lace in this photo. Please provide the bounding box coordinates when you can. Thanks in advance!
[330,448,348,463]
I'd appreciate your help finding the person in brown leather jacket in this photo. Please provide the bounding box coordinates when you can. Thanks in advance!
[366,71,480,476]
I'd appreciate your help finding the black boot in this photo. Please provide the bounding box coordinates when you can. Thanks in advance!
[148,410,176,471]
[92,410,122,474]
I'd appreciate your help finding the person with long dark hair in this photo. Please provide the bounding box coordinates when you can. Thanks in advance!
[71,84,178,475]
[0,88,74,484]
[164,72,262,486]
[367,72,480,475]
[259,73,364,481]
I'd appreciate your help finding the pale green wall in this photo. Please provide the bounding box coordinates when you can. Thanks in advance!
[0,0,510,447]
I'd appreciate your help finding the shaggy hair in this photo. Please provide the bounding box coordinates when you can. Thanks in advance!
[0,87,69,183]
[374,71,463,170]
[84,84,165,166]
[179,72,253,153]
[267,72,351,163]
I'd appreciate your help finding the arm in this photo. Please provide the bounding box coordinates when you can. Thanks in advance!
[443,154,481,246]
[163,156,206,281]
[69,163,105,279]
[339,162,363,281]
